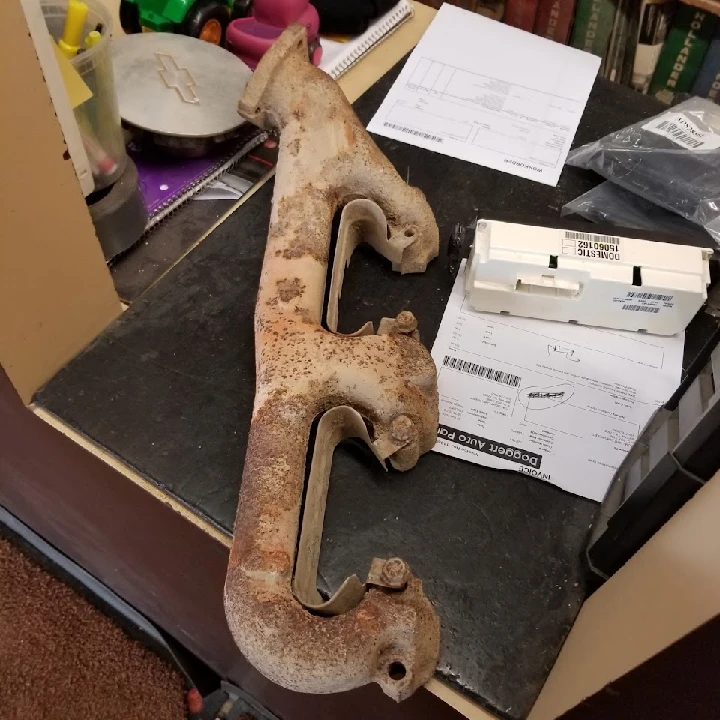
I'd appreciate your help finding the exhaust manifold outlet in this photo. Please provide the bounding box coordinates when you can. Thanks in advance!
[224,25,441,701]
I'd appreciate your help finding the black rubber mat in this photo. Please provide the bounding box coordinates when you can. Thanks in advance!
[36,68,718,718]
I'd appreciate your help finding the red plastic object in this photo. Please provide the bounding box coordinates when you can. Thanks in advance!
[186,688,203,715]
[226,0,322,70]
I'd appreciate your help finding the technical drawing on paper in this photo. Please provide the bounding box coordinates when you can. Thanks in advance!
[366,5,602,186]
[381,57,582,169]
[429,263,684,500]
[456,291,674,371]
[516,381,639,443]
[547,344,581,362]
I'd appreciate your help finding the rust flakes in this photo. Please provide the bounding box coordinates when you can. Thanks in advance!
[276,278,305,302]
[242,548,292,574]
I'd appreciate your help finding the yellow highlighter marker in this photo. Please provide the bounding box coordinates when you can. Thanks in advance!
[84,29,101,49]
[58,0,88,58]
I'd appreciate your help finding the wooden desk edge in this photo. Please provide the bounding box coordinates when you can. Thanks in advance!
[33,406,496,718]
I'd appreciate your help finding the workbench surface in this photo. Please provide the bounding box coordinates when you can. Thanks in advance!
[36,69,716,718]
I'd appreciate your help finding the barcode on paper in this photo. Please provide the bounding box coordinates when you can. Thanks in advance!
[654,120,702,149]
[622,304,660,313]
[443,355,521,387]
[384,122,443,143]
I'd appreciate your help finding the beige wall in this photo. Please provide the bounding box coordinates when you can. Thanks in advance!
[529,471,720,719]
[1,0,121,403]
[98,0,121,30]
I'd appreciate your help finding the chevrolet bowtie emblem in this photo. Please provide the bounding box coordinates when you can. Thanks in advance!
[156,53,199,104]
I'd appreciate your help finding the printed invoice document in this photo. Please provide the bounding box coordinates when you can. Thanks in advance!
[367,4,601,186]
[432,265,684,501]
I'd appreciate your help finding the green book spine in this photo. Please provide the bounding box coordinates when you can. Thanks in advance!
[648,3,719,101]
[570,0,618,57]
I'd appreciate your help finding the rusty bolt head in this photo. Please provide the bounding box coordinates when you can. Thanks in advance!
[390,414,414,444]
[395,311,417,333]
[381,558,409,588]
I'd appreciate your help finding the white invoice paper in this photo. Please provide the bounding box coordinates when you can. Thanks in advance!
[367,4,601,186]
[431,266,684,501]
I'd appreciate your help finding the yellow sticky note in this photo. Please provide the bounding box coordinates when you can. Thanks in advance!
[52,41,92,108]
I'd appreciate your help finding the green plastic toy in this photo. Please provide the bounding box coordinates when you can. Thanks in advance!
[119,0,251,45]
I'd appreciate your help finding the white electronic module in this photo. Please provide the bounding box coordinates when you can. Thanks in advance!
[465,220,712,335]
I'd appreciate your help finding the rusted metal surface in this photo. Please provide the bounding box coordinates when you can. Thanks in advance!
[224,25,441,701]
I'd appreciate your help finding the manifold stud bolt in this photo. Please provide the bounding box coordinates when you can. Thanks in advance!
[381,558,410,588]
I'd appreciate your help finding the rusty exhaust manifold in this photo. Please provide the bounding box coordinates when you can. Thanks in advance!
[224,26,441,701]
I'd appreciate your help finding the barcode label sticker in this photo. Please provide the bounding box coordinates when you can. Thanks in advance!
[627,292,673,302]
[561,231,622,261]
[642,113,720,151]
[622,304,660,313]
[443,355,521,387]
[612,290,675,313]
[383,122,443,143]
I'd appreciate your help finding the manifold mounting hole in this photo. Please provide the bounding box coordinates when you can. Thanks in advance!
[388,661,407,680]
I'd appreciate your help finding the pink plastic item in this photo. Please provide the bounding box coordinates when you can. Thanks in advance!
[226,0,322,70]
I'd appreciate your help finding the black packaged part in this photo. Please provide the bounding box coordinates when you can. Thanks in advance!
[567,98,720,244]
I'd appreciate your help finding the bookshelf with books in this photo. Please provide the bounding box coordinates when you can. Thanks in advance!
[534,0,578,43]
[632,0,676,92]
[693,28,720,99]
[648,1,719,101]
[570,0,619,57]
[417,0,720,103]
[418,0,506,18]
[504,0,541,29]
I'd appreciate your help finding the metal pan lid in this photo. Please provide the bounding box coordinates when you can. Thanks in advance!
[112,32,252,140]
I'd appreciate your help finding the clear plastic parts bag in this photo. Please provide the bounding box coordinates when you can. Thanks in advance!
[566,98,720,244]
[562,182,711,242]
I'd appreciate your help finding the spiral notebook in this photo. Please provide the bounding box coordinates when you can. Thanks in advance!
[320,1,415,79]
[128,125,266,232]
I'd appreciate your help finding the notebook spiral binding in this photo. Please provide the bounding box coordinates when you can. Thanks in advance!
[327,1,414,78]
[137,128,268,236]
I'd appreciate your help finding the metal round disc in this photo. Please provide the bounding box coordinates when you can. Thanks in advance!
[112,32,252,140]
